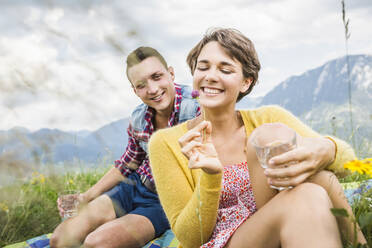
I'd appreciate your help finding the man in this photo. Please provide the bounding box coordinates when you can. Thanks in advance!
[50,47,199,248]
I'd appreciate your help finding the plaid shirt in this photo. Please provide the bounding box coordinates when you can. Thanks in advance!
[114,84,200,182]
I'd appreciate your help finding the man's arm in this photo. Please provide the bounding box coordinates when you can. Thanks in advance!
[82,123,146,202]
[81,167,125,202]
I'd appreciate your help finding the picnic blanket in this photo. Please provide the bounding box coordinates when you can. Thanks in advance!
[4,179,372,248]
[3,229,178,248]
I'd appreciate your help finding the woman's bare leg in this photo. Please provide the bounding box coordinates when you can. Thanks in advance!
[309,170,367,246]
[226,183,342,248]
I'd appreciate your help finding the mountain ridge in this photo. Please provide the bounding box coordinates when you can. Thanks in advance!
[1,54,371,171]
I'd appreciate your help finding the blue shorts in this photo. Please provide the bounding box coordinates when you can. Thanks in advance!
[104,173,170,237]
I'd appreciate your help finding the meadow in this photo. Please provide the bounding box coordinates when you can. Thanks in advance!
[0,161,371,247]
[0,167,108,247]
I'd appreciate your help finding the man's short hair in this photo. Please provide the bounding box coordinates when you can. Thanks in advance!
[126,46,168,81]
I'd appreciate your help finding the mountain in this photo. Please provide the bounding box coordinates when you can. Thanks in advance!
[1,54,371,178]
[256,54,372,157]
[236,95,263,109]
[0,118,129,166]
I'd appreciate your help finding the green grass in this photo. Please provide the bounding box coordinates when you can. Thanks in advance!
[346,175,372,247]
[352,190,372,247]
[0,168,371,247]
[0,167,108,247]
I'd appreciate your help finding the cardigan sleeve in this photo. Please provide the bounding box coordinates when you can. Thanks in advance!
[149,128,222,248]
[262,105,356,175]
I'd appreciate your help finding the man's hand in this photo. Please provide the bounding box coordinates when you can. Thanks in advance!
[57,192,82,217]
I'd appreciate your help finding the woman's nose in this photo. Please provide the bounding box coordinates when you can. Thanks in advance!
[204,68,218,82]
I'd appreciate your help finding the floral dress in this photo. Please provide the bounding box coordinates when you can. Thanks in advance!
[201,162,257,248]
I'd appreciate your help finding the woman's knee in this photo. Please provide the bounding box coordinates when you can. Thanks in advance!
[279,183,342,247]
[309,170,341,192]
[288,182,333,212]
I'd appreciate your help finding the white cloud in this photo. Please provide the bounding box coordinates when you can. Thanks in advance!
[0,0,371,131]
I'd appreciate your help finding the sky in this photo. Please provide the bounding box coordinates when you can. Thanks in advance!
[1,0,371,131]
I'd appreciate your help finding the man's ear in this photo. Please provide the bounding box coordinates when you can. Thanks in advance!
[241,77,253,93]
[131,83,139,96]
[168,66,175,81]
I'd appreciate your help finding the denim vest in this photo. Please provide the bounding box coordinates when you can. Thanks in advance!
[130,84,199,153]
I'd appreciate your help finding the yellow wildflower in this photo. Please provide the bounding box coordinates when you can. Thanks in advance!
[344,158,372,177]
[0,202,9,213]
[31,172,46,184]
[31,177,37,185]
[69,179,74,185]
[39,174,45,184]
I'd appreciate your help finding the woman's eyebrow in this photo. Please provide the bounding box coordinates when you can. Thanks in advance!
[220,61,235,67]
[196,60,236,68]
[196,60,209,64]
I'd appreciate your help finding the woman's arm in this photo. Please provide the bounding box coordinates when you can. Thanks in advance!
[268,106,355,170]
[149,127,222,248]
[252,106,355,187]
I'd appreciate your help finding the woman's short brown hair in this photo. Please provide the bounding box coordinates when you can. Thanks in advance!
[186,28,261,101]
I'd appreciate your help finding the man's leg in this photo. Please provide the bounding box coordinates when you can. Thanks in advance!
[83,214,155,248]
[50,194,116,248]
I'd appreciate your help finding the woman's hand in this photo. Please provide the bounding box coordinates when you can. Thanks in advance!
[178,121,223,174]
[264,136,336,188]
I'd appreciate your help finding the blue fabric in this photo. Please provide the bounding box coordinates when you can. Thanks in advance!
[29,239,49,248]
[24,234,51,248]
[130,84,199,153]
[20,230,177,248]
[104,173,170,237]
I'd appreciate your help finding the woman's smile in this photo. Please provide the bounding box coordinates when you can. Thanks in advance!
[201,87,224,96]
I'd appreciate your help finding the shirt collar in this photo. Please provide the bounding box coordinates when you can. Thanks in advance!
[143,83,183,132]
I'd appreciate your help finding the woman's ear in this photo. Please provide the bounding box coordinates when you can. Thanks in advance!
[241,77,253,93]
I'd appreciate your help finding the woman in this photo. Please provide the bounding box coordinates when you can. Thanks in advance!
[149,28,365,247]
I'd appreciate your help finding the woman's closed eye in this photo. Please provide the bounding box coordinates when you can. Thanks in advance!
[196,66,209,71]
[220,68,233,74]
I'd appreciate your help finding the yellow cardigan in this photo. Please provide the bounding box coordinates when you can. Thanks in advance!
[148,106,355,248]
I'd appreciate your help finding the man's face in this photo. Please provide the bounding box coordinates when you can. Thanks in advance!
[128,57,176,114]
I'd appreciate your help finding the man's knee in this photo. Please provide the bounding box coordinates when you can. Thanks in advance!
[50,227,79,248]
[83,232,103,248]
[49,231,60,248]
[84,194,116,223]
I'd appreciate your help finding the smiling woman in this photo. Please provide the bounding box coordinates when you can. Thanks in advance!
[149,28,366,248]
[190,41,253,110]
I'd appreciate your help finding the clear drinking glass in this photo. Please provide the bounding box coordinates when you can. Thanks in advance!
[58,190,80,220]
[250,123,297,190]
